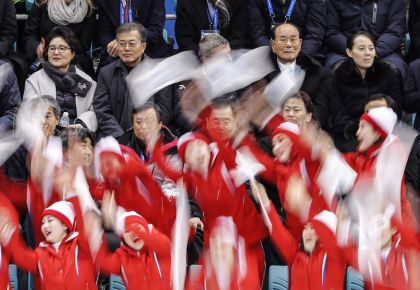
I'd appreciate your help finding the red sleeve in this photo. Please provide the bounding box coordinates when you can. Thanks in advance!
[8,233,38,273]
[67,196,93,260]
[261,113,284,136]
[95,240,122,275]
[142,225,171,257]
[399,181,416,229]
[153,139,183,182]
[266,203,299,265]
[241,135,282,184]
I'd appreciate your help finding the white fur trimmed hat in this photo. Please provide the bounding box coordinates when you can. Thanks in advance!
[360,107,397,138]
[42,201,75,230]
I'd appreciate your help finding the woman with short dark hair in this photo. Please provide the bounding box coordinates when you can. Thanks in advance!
[23,26,98,132]
[23,0,96,77]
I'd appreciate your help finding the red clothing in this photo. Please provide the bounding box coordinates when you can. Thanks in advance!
[7,196,97,290]
[343,138,415,228]
[313,212,412,290]
[95,225,171,290]
[267,203,346,290]
[101,158,176,237]
[0,191,19,289]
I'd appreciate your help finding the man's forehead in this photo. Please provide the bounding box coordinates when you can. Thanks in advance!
[117,30,141,41]
[276,25,300,37]
[134,108,157,118]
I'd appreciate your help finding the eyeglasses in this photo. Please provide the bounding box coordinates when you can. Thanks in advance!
[48,46,72,53]
[118,41,140,49]
[276,37,299,45]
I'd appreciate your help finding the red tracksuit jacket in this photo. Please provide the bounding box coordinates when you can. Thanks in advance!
[266,203,346,290]
[95,225,171,290]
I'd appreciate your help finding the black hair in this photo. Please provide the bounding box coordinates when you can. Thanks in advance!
[211,95,238,112]
[270,22,302,40]
[346,31,375,50]
[131,103,161,123]
[60,127,95,150]
[364,93,401,119]
[43,26,82,63]
[116,22,147,44]
[282,91,314,114]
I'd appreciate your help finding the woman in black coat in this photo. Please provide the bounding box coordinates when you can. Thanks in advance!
[175,0,248,52]
[329,32,402,152]
[23,0,96,77]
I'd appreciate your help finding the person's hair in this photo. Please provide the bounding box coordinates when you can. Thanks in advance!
[364,93,400,119]
[210,96,238,114]
[131,103,161,123]
[60,127,95,150]
[270,22,302,40]
[43,26,82,62]
[282,91,313,113]
[198,34,229,60]
[36,0,95,14]
[346,31,375,50]
[116,22,147,44]
[39,95,61,118]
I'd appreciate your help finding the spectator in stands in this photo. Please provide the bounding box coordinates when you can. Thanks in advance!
[329,32,402,152]
[97,0,169,65]
[0,60,20,131]
[118,103,204,265]
[93,22,172,139]
[268,23,329,128]
[404,59,420,130]
[172,34,238,135]
[325,0,407,79]
[175,0,247,53]
[408,0,420,60]
[0,0,17,58]
[23,0,96,77]
[248,0,326,61]
[23,26,98,132]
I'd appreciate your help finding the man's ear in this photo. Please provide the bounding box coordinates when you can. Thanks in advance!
[345,48,353,58]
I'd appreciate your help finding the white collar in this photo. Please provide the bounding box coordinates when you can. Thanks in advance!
[277,59,297,73]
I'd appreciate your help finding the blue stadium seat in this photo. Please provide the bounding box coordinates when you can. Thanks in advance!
[8,264,18,290]
[110,275,126,290]
[268,265,288,290]
[346,267,365,290]
[28,272,34,290]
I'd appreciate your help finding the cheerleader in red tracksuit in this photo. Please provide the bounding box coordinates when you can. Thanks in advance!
[95,136,176,236]
[153,131,268,290]
[313,208,415,290]
[248,180,346,290]
[0,191,19,290]
[0,198,97,290]
[86,210,171,290]
[316,107,416,229]
[234,119,329,240]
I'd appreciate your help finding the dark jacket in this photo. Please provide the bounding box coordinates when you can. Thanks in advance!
[97,0,170,58]
[403,58,420,130]
[93,60,173,138]
[266,52,330,129]
[23,3,96,75]
[0,61,20,131]
[175,0,248,52]
[248,0,325,58]
[0,0,17,58]
[329,58,402,152]
[409,0,420,60]
[326,0,405,58]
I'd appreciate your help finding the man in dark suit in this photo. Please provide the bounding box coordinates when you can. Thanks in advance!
[93,23,172,139]
[97,0,170,64]
[0,0,16,58]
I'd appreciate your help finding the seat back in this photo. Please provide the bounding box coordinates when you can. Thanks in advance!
[268,265,288,290]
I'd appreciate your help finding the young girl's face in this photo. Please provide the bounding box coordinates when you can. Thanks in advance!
[123,224,146,251]
[41,215,68,243]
